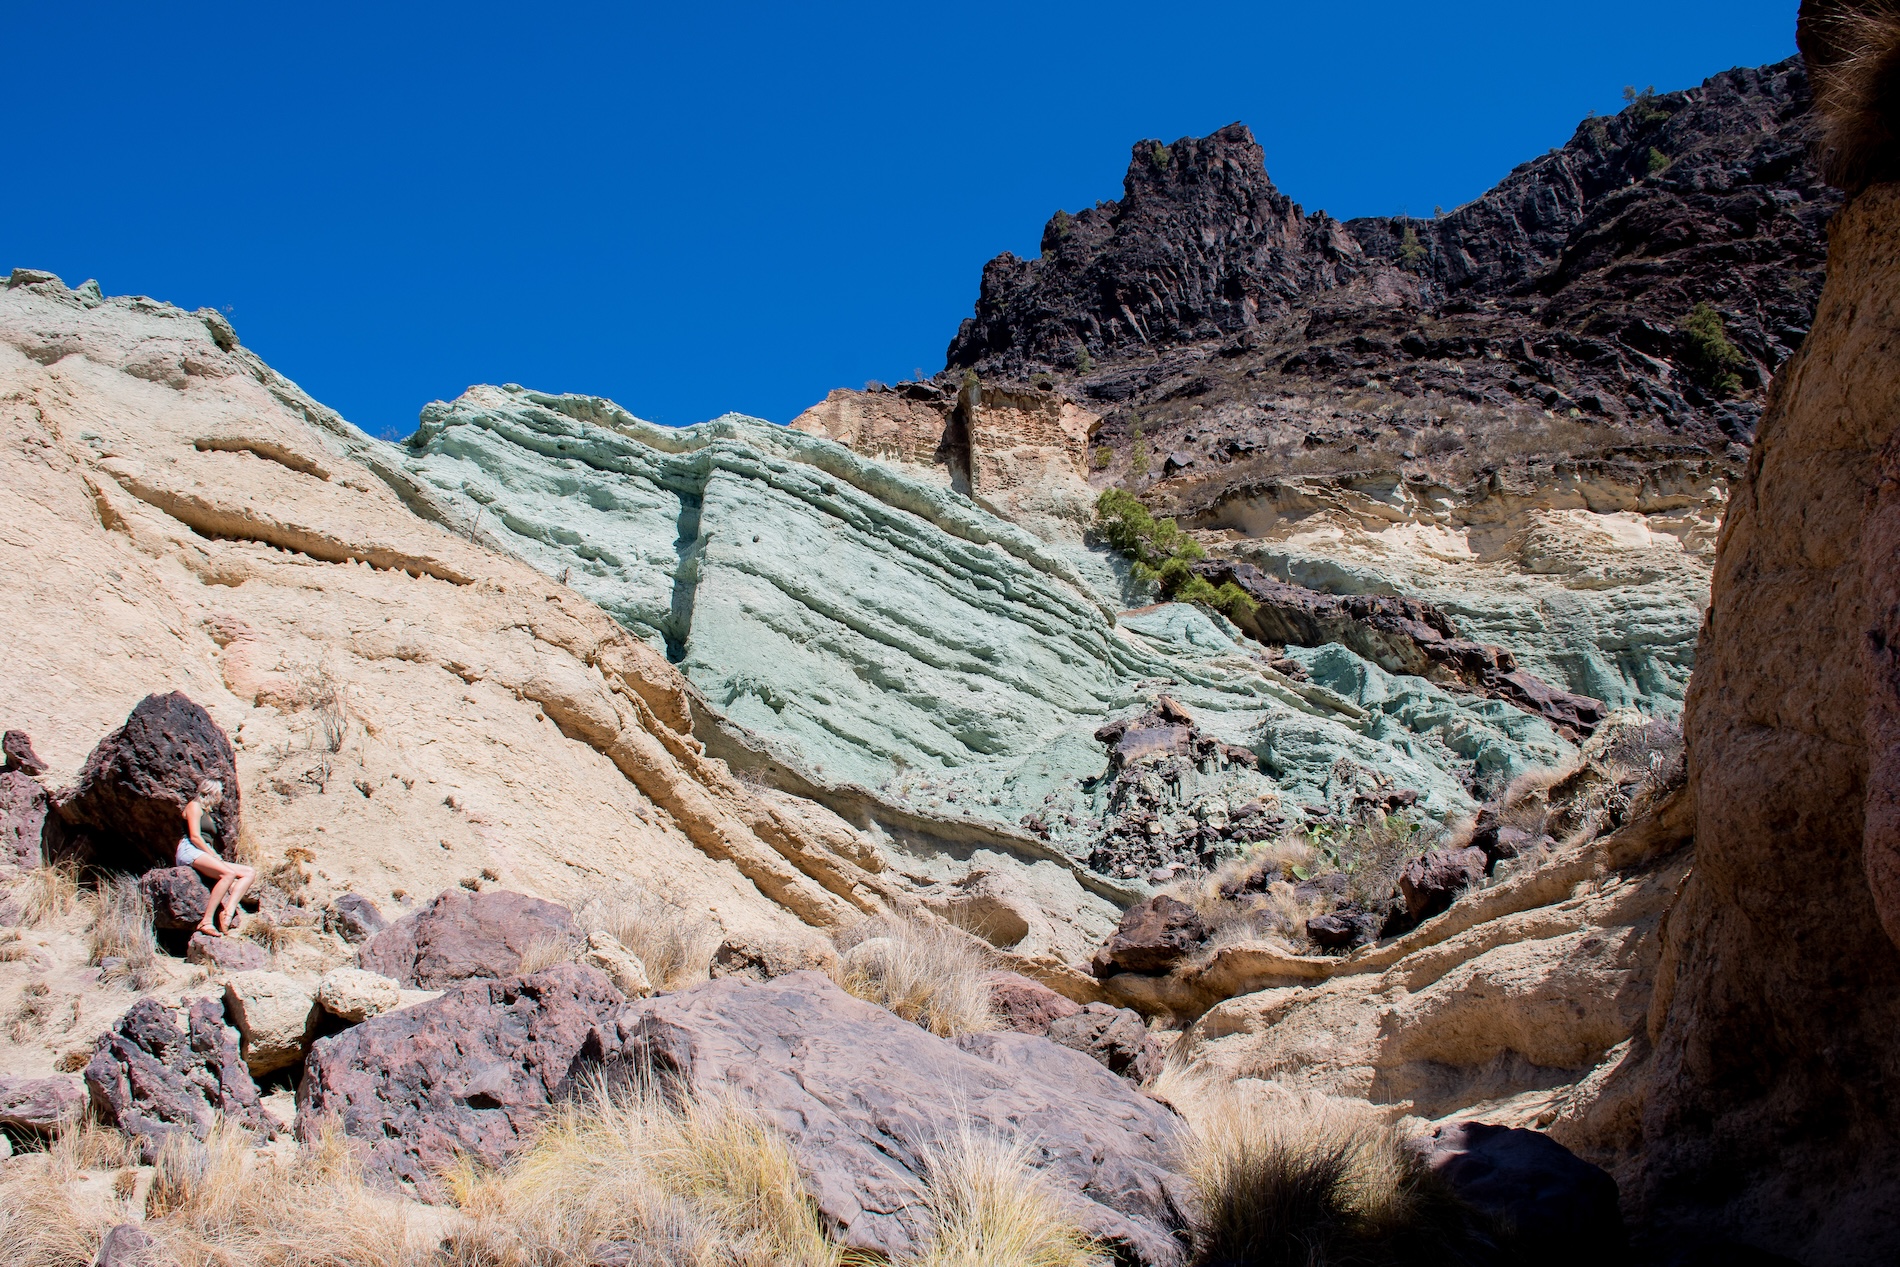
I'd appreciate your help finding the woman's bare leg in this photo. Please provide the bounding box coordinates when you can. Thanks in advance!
[191,858,235,936]
[219,865,255,933]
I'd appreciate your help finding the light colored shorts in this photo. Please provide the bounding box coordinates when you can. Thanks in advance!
[176,838,206,868]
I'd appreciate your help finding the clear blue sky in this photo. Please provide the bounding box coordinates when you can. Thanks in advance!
[6,2,1798,438]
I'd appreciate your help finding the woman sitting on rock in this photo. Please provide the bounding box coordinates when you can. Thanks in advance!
[177,779,253,936]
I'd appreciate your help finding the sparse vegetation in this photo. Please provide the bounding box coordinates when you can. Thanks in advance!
[833,915,997,1038]
[89,873,162,988]
[1130,419,1149,477]
[573,887,715,991]
[6,861,82,927]
[1075,345,1095,374]
[8,980,56,1044]
[293,655,350,753]
[1093,489,1255,620]
[517,933,579,975]
[1397,224,1427,269]
[1682,301,1745,395]
[1646,145,1672,175]
[1150,142,1171,169]
[1092,445,1113,470]
[908,1126,1107,1267]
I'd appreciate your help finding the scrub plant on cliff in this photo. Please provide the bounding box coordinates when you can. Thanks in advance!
[1093,490,1257,621]
[1681,301,1746,396]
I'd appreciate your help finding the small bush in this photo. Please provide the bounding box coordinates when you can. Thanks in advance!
[833,915,997,1038]
[1646,145,1671,175]
[1397,224,1427,269]
[1092,445,1113,470]
[1094,488,1218,605]
[1076,346,1095,374]
[517,933,579,975]
[1130,420,1149,477]
[293,657,350,754]
[89,874,160,987]
[572,888,714,991]
[1682,301,1745,395]
[908,1126,1107,1267]
[7,862,82,927]
[1151,142,1171,169]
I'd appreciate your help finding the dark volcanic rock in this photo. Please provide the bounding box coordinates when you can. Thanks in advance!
[594,972,1190,1264]
[324,892,386,945]
[142,866,212,930]
[1305,905,1382,950]
[186,931,268,972]
[984,968,1081,1035]
[1399,847,1489,920]
[1045,1001,1167,1081]
[93,1223,165,1267]
[2,729,47,775]
[1094,894,1208,976]
[1423,1121,1625,1262]
[85,996,276,1161]
[356,887,574,989]
[57,692,239,871]
[297,963,623,1201]
[0,1073,85,1133]
[0,769,48,869]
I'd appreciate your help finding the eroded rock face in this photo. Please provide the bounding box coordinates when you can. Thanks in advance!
[57,691,238,871]
[1045,1001,1166,1082]
[324,892,386,945]
[595,972,1191,1264]
[356,888,575,989]
[985,968,1081,1035]
[298,963,623,1200]
[0,770,47,869]
[1646,181,1900,1260]
[2,729,48,775]
[84,996,276,1160]
[223,970,318,1076]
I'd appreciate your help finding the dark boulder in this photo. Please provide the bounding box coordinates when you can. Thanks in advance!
[93,1223,165,1267]
[593,972,1191,1264]
[324,892,386,945]
[0,770,48,869]
[1093,894,1208,976]
[84,996,276,1161]
[1306,904,1382,950]
[186,930,268,972]
[297,963,623,1201]
[985,968,1081,1035]
[1399,847,1489,921]
[356,887,574,988]
[142,866,212,931]
[57,692,239,871]
[1422,1121,1625,1262]
[1045,1001,1167,1081]
[0,1073,85,1133]
[2,729,48,775]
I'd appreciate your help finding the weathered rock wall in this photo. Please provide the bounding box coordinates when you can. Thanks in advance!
[1643,182,1900,1261]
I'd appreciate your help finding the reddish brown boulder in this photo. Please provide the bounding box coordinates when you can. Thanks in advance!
[1423,1121,1624,1263]
[356,887,575,989]
[0,770,48,870]
[598,972,1190,1264]
[1093,894,1208,976]
[1045,1001,1166,1082]
[56,692,239,871]
[2,729,47,775]
[1398,847,1488,921]
[142,866,212,930]
[0,1073,85,1133]
[984,969,1080,1035]
[84,996,276,1161]
[323,892,386,945]
[297,963,622,1201]
[186,931,268,972]
[1306,905,1381,950]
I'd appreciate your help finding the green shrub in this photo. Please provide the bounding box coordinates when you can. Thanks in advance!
[1075,346,1095,374]
[1094,489,1211,604]
[1092,445,1113,470]
[1646,146,1671,175]
[1151,143,1171,169]
[1051,209,1073,238]
[1397,225,1427,269]
[1682,301,1745,396]
[1130,420,1149,477]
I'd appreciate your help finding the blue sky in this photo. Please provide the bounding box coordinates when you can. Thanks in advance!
[7,2,1797,438]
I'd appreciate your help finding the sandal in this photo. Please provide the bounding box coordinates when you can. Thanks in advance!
[195,923,222,938]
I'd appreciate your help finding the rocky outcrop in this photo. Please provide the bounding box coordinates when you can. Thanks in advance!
[85,996,277,1160]
[1092,894,1208,976]
[1398,847,1490,921]
[985,968,1081,1034]
[1423,1121,1625,1263]
[356,887,576,989]
[185,931,267,972]
[56,691,239,871]
[3,729,49,775]
[1641,178,1900,1259]
[0,1074,85,1133]
[322,892,385,945]
[1044,1001,1166,1081]
[0,769,48,869]
[315,966,405,1023]
[594,971,1191,1264]
[298,963,624,1200]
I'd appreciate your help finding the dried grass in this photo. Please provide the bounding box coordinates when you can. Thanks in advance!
[1172,1081,1502,1266]
[444,1072,841,1267]
[517,933,580,975]
[7,861,84,928]
[0,1146,115,1267]
[832,916,997,1038]
[90,873,161,988]
[9,980,56,1043]
[1810,5,1900,192]
[572,888,715,991]
[292,656,351,754]
[905,1126,1106,1267]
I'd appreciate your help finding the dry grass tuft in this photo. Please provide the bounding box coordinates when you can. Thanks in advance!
[1172,1081,1502,1266]
[516,933,579,975]
[445,1072,841,1267]
[1810,6,1900,192]
[832,916,997,1038]
[0,1152,114,1267]
[9,980,57,1043]
[12,862,85,928]
[89,873,161,988]
[906,1126,1106,1267]
[572,888,715,991]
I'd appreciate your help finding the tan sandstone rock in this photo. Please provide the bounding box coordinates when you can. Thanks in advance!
[581,930,652,999]
[223,971,319,1076]
[315,967,404,1023]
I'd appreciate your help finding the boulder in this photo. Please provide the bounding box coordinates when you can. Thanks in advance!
[581,930,652,999]
[297,963,623,1201]
[1306,905,1381,950]
[984,969,1080,1035]
[1045,1001,1166,1082]
[84,996,276,1161]
[93,1224,163,1267]
[1423,1121,1624,1261]
[2,728,48,775]
[323,892,385,945]
[223,971,318,1075]
[708,930,837,982]
[921,869,1035,949]
[186,931,268,973]
[0,1073,85,1132]
[356,887,575,988]
[316,966,404,1023]
[1093,894,1208,976]
[593,972,1190,1264]
[1398,847,1489,921]
[56,692,240,871]
[143,867,212,931]
[0,769,48,869]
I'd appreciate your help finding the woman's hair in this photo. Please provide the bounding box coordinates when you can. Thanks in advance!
[195,778,225,806]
